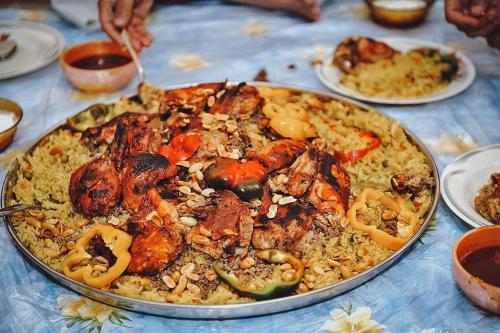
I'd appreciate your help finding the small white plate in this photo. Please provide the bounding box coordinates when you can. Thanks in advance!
[315,37,476,105]
[0,21,64,80]
[441,144,500,228]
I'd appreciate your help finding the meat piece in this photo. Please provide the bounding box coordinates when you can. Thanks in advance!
[474,173,500,224]
[286,148,320,197]
[81,112,153,148]
[69,155,121,217]
[109,114,162,170]
[247,139,306,171]
[161,82,225,114]
[306,151,351,217]
[391,174,435,196]
[209,83,263,116]
[121,153,178,216]
[252,185,314,251]
[127,220,183,275]
[88,235,117,266]
[188,190,254,258]
[333,36,398,73]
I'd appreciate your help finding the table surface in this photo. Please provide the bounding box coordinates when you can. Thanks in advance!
[1,1,499,332]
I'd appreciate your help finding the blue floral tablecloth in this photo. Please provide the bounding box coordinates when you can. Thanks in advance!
[1,1,499,332]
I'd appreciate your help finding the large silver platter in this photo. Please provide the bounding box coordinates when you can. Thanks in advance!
[1,82,439,319]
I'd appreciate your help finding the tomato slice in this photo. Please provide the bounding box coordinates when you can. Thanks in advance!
[159,134,201,163]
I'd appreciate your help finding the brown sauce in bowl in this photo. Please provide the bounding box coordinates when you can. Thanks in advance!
[461,246,500,287]
[71,54,131,70]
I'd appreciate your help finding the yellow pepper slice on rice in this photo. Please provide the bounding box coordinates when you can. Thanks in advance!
[347,188,418,250]
[62,224,132,289]
[263,102,317,140]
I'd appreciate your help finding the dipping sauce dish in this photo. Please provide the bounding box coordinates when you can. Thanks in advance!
[366,0,434,27]
[0,98,23,152]
[60,40,136,92]
[453,225,500,315]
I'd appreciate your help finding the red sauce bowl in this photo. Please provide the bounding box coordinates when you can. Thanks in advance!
[60,40,136,92]
[452,225,500,315]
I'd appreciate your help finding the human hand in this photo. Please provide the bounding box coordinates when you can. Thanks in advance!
[98,0,154,51]
[486,27,500,48]
[445,0,500,38]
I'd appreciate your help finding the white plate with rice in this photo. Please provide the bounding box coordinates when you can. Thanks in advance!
[441,144,500,228]
[315,37,476,105]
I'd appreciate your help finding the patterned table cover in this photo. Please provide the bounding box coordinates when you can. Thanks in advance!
[1,1,499,332]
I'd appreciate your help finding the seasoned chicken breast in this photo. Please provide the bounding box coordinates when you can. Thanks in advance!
[188,190,254,258]
[247,139,306,171]
[121,153,178,216]
[69,155,121,217]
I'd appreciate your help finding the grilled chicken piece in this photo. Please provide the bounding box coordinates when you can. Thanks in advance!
[286,148,320,197]
[252,185,314,251]
[69,155,121,217]
[188,190,254,258]
[247,139,306,171]
[161,82,225,114]
[306,151,351,217]
[391,174,435,196]
[333,36,398,73]
[109,114,162,170]
[209,83,263,116]
[81,112,153,148]
[121,153,178,216]
[127,220,183,275]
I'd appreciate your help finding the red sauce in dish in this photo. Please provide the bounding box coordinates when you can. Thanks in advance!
[461,246,500,287]
[71,54,131,70]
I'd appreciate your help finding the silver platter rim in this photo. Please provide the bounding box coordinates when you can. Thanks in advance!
[1,81,440,319]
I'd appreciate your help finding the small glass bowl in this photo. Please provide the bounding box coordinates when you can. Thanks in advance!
[366,0,435,27]
[0,98,23,152]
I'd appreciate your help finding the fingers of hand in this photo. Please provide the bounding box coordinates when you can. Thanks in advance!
[98,0,123,44]
[134,0,154,19]
[113,0,134,27]
[486,28,500,48]
[470,0,491,17]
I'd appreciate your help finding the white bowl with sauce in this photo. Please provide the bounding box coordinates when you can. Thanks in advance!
[367,0,434,27]
[0,98,23,152]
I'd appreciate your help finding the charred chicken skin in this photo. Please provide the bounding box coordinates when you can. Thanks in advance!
[69,155,121,217]
[127,219,184,275]
[285,148,351,217]
[209,83,264,116]
[109,114,162,170]
[189,190,254,258]
[252,185,314,251]
[161,82,225,114]
[247,139,306,171]
[333,36,398,73]
[120,153,178,216]
[81,112,153,148]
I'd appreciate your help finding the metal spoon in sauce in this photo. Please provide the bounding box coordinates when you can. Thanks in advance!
[120,29,145,84]
[0,203,41,217]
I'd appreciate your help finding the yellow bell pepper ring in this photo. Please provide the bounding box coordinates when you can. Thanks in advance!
[62,224,132,289]
[347,188,418,251]
[263,102,317,140]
